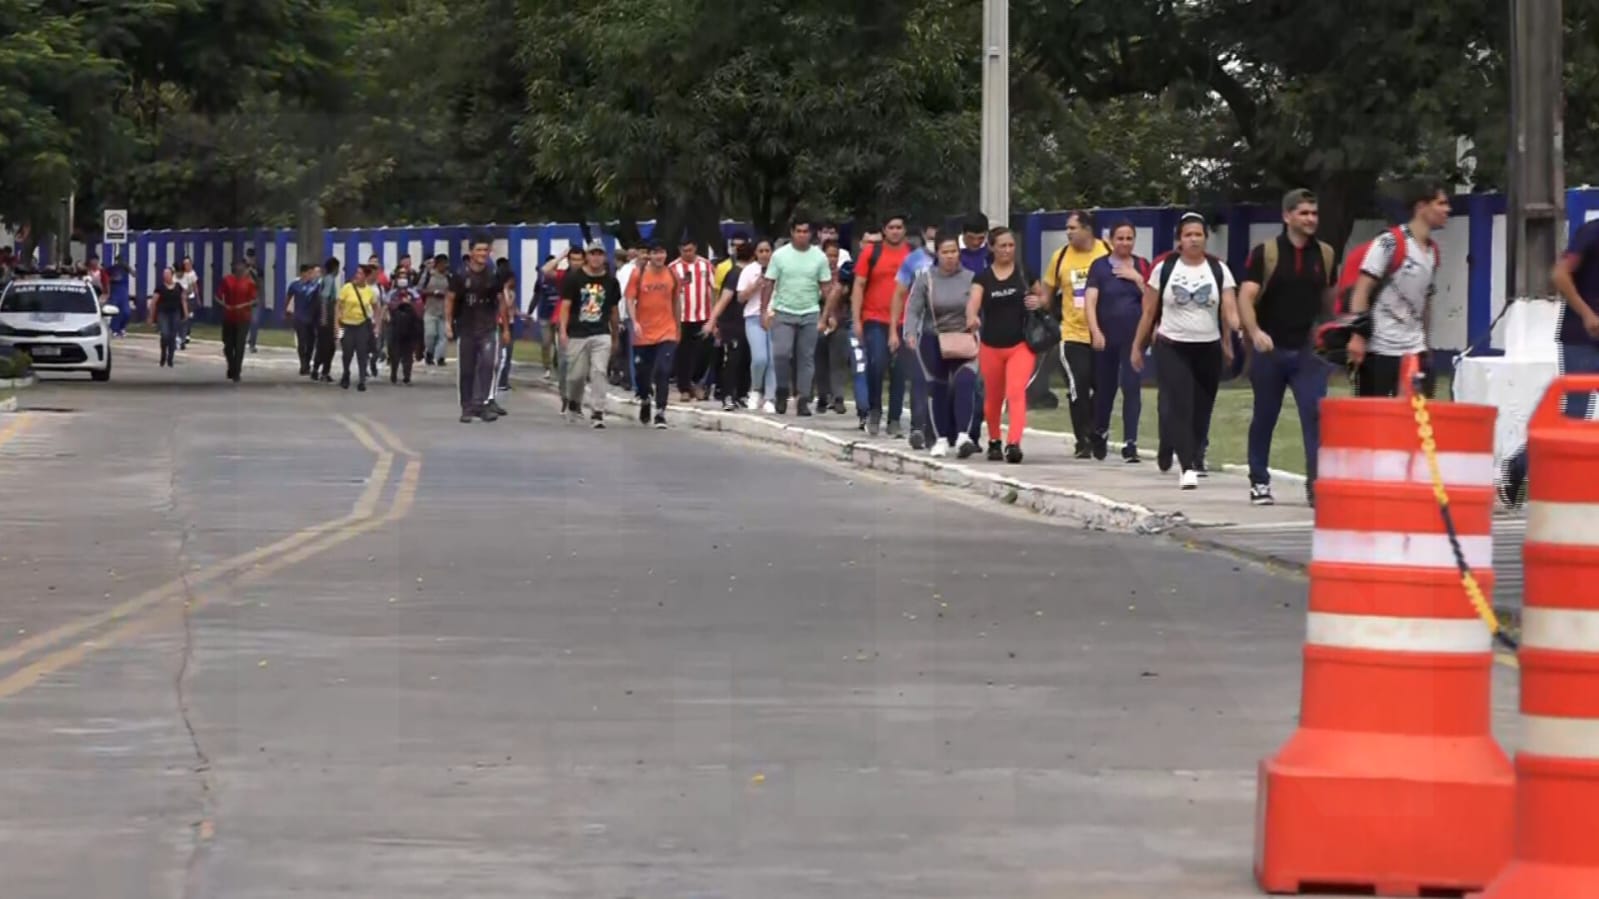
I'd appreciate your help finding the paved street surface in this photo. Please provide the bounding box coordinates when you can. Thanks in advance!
[0,339,1520,898]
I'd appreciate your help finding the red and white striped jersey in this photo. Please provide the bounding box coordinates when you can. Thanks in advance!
[669,257,716,323]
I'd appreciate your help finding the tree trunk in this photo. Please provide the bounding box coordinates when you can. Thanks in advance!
[1313,170,1379,260]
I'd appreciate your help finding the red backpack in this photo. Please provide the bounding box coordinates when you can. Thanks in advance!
[1333,225,1439,314]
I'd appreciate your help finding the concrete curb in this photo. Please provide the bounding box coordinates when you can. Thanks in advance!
[2,376,36,390]
[0,396,15,413]
[520,374,1184,535]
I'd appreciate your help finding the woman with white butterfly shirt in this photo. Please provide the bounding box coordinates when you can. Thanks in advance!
[1132,213,1241,490]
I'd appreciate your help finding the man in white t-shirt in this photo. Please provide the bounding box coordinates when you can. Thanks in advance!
[1346,178,1449,398]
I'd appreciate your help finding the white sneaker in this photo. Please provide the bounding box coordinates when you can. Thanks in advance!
[749,391,763,410]
[1180,470,1199,490]
[929,441,949,458]
[761,400,776,414]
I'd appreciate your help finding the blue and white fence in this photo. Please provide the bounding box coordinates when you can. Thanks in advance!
[61,187,1599,353]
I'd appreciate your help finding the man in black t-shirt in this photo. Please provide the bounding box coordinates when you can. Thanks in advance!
[447,236,510,423]
[559,241,622,427]
[1237,189,1336,507]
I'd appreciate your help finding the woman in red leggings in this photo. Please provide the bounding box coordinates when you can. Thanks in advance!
[965,228,1042,463]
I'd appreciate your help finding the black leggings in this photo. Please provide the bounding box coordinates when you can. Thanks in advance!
[718,318,749,400]
[1154,338,1222,473]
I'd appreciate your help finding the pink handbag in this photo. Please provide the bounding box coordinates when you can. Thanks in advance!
[937,331,979,360]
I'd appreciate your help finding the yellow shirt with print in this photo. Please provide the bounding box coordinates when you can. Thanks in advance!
[713,257,734,293]
[337,282,377,327]
[1042,240,1110,344]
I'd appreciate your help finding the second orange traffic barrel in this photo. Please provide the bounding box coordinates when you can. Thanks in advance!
[1254,396,1513,896]
[1480,375,1599,898]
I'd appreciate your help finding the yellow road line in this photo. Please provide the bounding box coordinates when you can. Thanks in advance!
[0,415,389,672]
[354,414,416,457]
[0,424,424,700]
[0,412,34,449]
[334,415,394,518]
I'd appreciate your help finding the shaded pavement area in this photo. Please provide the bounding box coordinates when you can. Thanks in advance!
[0,339,1520,898]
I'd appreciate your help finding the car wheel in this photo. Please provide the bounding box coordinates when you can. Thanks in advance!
[91,352,111,382]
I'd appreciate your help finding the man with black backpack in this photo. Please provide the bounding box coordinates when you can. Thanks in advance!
[1238,189,1336,506]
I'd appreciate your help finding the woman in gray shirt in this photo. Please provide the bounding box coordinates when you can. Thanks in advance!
[895,233,980,458]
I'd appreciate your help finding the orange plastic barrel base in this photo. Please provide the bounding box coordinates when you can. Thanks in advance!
[1255,731,1514,896]
[1475,862,1599,898]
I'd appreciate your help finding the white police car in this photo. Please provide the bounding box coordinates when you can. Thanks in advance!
[0,276,116,381]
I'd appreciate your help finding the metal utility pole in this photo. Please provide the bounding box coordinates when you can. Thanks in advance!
[980,0,1010,226]
[1505,0,1564,298]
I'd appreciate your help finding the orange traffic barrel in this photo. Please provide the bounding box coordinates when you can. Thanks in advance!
[1480,375,1599,898]
[1255,396,1513,896]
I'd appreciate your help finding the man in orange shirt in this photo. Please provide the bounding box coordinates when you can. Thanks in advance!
[626,242,681,428]
[849,215,913,436]
[216,260,258,382]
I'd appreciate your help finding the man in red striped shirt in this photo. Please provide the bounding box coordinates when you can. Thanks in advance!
[669,239,716,402]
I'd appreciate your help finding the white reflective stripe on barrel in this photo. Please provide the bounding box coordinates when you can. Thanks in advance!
[1526,501,1599,548]
[1312,530,1493,569]
[1318,447,1497,487]
[1306,612,1493,653]
[1520,607,1599,653]
[1520,715,1599,761]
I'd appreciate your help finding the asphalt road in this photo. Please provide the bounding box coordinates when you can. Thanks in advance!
[0,341,1519,898]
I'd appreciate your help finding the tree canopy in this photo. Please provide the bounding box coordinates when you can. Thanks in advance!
[5,0,1594,250]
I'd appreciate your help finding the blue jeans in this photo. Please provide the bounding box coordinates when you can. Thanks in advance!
[901,342,930,438]
[1093,338,1142,444]
[747,316,776,399]
[248,301,262,349]
[1503,341,1599,491]
[1247,348,1331,485]
[861,321,906,423]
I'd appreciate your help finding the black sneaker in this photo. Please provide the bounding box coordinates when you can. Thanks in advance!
[1074,443,1092,460]
[1090,433,1108,461]
[653,413,667,429]
[1157,444,1174,473]
[865,415,878,435]
[797,399,812,417]
[390,371,398,384]
[1004,443,1024,464]
[986,440,1004,462]
[300,367,311,377]
[722,397,736,411]
[480,407,500,423]
[1497,452,1527,509]
[459,411,474,424]
[830,396,847,415]
[1122,443,1140,464]
[488,400,508,416]
[591,411,606,429]
[958,439,980,460]
[340,374,350,389]
[357,381,366,392]
[639,399,652,425]
[908,431,926,451]
[425,355,435,366]
[775,393,789,415]
[1195,454,1209,477]
[1250,483,1275,506]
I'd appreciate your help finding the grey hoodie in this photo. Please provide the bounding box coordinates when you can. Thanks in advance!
[905,264,976,340]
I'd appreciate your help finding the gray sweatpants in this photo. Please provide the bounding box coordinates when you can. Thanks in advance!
[565,334,613,414]
[770,311,820,400]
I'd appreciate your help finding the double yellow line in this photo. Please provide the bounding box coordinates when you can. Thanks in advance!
[0,414,421,700]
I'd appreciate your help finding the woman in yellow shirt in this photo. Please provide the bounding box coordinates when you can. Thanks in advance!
[336,265,378,391]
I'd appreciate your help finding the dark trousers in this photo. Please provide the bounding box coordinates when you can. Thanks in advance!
[918,332,980,444]
[1248,348,1330,485]
[313,325,336,377]
[901,343,931,440]
[1058,341,1096,449]
[674,322,709,394]
[295,321,318,373]
[390,336,414,383]
[1093,338,1143,445]
[457,325,498,413]
[610,327,633,386]
[1153,338,1222,473]
[634,341,678,411]
[221,319,248,380]
[860,321,907,423]
[498,331,516,388]
[247,303,261,350]
[813,324,848,403]
[718,319,750,400]
[1356,352,1436,399]
[340,325,371,384]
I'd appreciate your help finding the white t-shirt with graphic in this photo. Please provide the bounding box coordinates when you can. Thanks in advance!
[1157,257,1236,343]
[1360,227,1436,356]
[738,262,765,318]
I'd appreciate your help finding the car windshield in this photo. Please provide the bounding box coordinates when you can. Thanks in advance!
[0,283,98,315]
